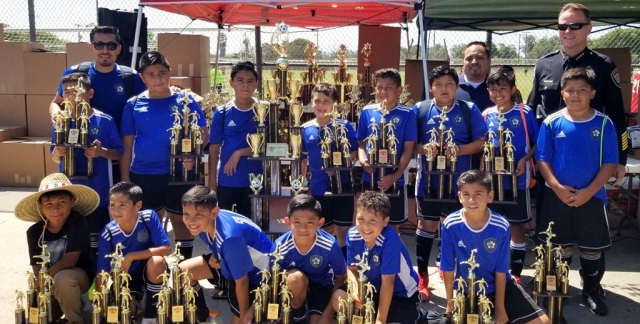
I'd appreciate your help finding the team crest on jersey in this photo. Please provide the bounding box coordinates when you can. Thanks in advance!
[509,116,520,128]
[310,255,323,268]
[137,229,149,243]
[453,115,463,125]
[170,104,180,113]
[391,116,401,125]
[115,84,125,95]
[90,126,100,136]
[371,251,380,266]
[590,127,601,140]
[484,238,497,253]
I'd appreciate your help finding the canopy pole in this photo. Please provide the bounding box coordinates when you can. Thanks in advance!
[213,26,222,93]
[131,5,144,68]
[255,26,262,99]
[418,8,429,100]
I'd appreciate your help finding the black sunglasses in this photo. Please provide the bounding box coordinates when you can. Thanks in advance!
[557,23,590,31]
[92,41,118,50]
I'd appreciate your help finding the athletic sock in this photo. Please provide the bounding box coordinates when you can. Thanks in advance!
[416,229,436,274]
[144,282,162,318]
[510,241,526,276]
[580,252,601,292]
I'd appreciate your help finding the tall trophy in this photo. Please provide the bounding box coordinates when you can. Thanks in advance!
[486,112,518,202]
[359,43,375,104]
[168,94,205,184]
[351,251,371,321]
[460,249,480,321]
[423,107,460,200]
[300,42,318,104]
[15,290,26,324]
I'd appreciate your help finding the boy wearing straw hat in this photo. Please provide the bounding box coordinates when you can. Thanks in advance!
[16,173,99,324]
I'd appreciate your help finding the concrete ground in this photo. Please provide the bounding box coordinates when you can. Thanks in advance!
[1,186,639,323]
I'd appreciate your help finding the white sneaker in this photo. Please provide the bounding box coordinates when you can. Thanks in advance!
[141,318,157,324]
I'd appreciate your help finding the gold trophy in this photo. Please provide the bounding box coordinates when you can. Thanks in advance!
[33,244,53,323]
[97,271,111,320]
[267,243,284,321]
[289,175,305,196]
[365,119,380,190]
[183,279,198,324]
[424,129,439,196]
[247,133,265,158]
[251,287,264,323]
[320,126,333,170]
[352,252,370,319]
[37,293,49,324]
[267,79,279,102]
[446,130,459,197]
[504,129,517,199]
[166,243,186,319]
[92,291,102,324]
[119,288,132,324]
[278,270,293,324]
[290,133,302,158]
[337,296,348,324]
[254,101,269,127]
[249,173,264,195]
[451,277,467,324]
[477,283,494,324]
[435,108,450,199]
[106,243,125,311]
[168,93,205,183]
[460,249,480,319]
[26,272,37,321]
[156,292,168,324]
[290,102,304,127]
[15,290,26,324]
[289,79,302,103]
[157,272,172,324]
[362,282,377,324]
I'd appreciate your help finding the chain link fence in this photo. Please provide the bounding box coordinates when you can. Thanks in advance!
[1,0,638,97]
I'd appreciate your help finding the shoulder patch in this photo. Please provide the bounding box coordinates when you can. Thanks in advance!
[611,69,621,88]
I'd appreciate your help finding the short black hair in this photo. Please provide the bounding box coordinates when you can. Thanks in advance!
[457,170,492,192]
[561,67,596,90]
[182,185,218,210]
[487,66,516,88]
[428,65,459,86]
[287,194,323,219]
[61,72,92,91]
[231,61,259,80]
[39,190,74,204]
[138,51,171,74]
[90,26,121,44]
[109,182,143,204]
[374,68,402,87]
[311,82,338,102]
[356,191,390,219]
[464,41,491,58]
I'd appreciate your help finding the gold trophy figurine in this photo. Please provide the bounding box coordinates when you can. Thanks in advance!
[532,259,545,303]
[460,249,480,316]
[444,128,457,198]
[378,102,389,164]
[451,277,467,324]
[92,291,102,324]
[247,133,265,158]
[362,282,377,324]
[496,112,507,158]
[290,133,302,159]
[424,129,439,196]
[33,244,51,292]
[26,272,37,313]
[540,222,556,278]
[365,118,380,183]
[15,290,26,324]
[479,296,494,324]
[352,252,371,317]
[270,243,285,303]
[251,287,264,323]
[97,271,111,320]
[475,278,489,323]
[258,269,271,319]
[435,108,449,199]
[279,270,293,324]
[504,128,517,199]
[336,297,348,324]
[156,292,168,324]
[320,126,333,170]
[106,243,125,309]
[184,284,198,324]
[38,293,49,324]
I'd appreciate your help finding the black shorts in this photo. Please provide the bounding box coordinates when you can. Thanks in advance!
[489,189,532,224]
[203,253,258,317]
[315,194,355,227]
[307,282,334,316]
[130,173,192,214]
[362,183,408,225]
[485,279,545,324]
[416,197,461,221]
[336,285,420,324]
[538,187,611,251]
[217,185,253,218]
[86,206,111,235]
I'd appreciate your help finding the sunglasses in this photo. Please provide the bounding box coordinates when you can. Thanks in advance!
[557,23,590,31]
[92,41,118,50]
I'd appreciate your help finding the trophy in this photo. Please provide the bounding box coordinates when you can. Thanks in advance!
[120,286,132,324]
[106,243,125,310]
[249,173,264,195]
[266,243,285,321]
[365,118,380,180]
[25,272,38,322]
[532,222,568,323]
[476,279,493,324]
[278,270,293,324]
[156,272,172,324]
[168,94,205,183]
[97,271,111,321]
[183,276,198,324]
[424,129,438,195]
[267,79,279,102]
[290,102,304,127]
[255,101,269,127]
[32,244,53,323]
[290,133,302,158]
[352,252,370,319]
[247,133,265,158]
[362,282,377,324]
[37,293,49,324]
[460,249,480,318]
[289,175,304,196]
[451,277,467,324]
[15,290,26,324]
[337,296,348,324]
[156,292,168,324]
[446,130,459,197]
[289,80,302,103]
[504,129,517,199]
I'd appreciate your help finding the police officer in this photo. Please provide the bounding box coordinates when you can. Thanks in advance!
[455,41,493,111]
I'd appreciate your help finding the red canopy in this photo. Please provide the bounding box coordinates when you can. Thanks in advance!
[139,0,418,28]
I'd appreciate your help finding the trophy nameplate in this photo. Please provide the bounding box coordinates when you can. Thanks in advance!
[279,102,286,109]
[546,275,557,292]
[352,315,364,324]
[181,139,192,153]
[107,306,119,323]
[467,314,479,324]
[378,149,388,164]
[437,156,447,170]
[332,152,343,166]
[267,303,279,320]
[266,143,288,157]
[172,305,185,322]
[68,129,80,144]
[495,157,505,171]
[29,308,38,324]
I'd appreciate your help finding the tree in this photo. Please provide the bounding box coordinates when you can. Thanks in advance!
[287,38,312,60]
[450,43,467,59]
[591,28,640,62]
[527,36,561,60]
[521,34,537,59]
[426,43,448,60]
[401,45,421,59]
[492,43,518,59]
[5,30,66,51]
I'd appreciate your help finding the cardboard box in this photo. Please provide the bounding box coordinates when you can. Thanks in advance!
[170,76,193,89]
[66,42,92,67]
[26,95,53,137]
[0,42,45,94]
[43,142,59,175]
[192,77,211,96]
[0,126,25,142]
[0,139,46,187]
[157,34,210,77]
[0,24,4,42]
[621,82,632,113]
[0,94,27,127]
[593,47,632,83]
[24,51,67,95]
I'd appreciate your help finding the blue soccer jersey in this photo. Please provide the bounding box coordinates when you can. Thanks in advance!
[273,229,347,286]
[209,99,265,188]
[440,209,512,294]
[301,119,358,195]
[120,91,206,175]
[356,103,417,185]
[536,109,618,204]
[57,63,146,129]
[198,209,272,285]
[346,226,419,298]
[97,209,170,274]
[50,109,123,207]
[414,100,487,196]
[483,104,539,190]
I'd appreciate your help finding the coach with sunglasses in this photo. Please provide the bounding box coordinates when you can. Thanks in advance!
[528,2,627,182]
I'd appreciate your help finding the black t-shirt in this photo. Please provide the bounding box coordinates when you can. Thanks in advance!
[27,212,95,279]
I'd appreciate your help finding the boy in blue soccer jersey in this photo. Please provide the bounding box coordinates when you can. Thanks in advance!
[208,61,265,218]
[536,67,618,316]
[301,83,358,256]
[51,73,123,260]
[441,170,549,324]
[332,191,420,323]
[357,68,416,231]
[97,182,170,323]
[483,66,540,283]
[120,51,209,259]
[413,65,487,299]
[179,185,272,324]
[272,194,347,323]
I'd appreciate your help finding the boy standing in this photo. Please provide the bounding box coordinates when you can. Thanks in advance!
[332,191,420,323]
[413,66,487,299]
[273,194,347,323]
[536,67,617,316]
[16,173,99,324]
[97,182,171,323]
[51,72,123,259]
[357,68,416,230]
[441,170,549,324]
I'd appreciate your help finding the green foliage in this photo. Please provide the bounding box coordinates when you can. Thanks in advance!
[591,28,640,62]
[525,36,561,60]
[492,43,518,59]
[5,30,66,51]
[450,43,467,59]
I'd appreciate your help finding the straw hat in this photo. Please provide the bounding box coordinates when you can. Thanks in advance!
[14,173,100,222]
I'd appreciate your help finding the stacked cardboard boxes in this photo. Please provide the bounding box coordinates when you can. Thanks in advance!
[66,42,92,66]
[594,47,633,112]
[24,51,67,136]
[157,33,211,95]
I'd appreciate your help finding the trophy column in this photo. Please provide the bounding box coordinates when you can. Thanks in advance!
[169,94,205,186]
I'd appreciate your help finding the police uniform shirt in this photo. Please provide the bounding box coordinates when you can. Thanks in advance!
[535,110,618,204]
[273,229,347,286]
[50,109,123,207]
[440,209,512,294]
[414,100,487,197]
[97,209,170,274]
[301,119,358,195]
[346,226,419,298]
[356,103,417,185]
[120,91,206,175]
[455,77,493,111]
[209,99,264,188]
[528,47,627,164]
[199,209,272,285]
[482,104,539,190]
[57,63,146,129]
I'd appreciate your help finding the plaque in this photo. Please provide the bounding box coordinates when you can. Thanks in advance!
[467,314,479,324]
[68,129,80,144]
[332,152,342,166]
[437,156,446,170]
[266,143,288,157]
[107,306,119,323]
[352,315,364,324]
[267,303,279,320]
[29,308,39,324]
[546,275,557,292]
[181,138,192,153]
[378,149,388,164]
[495,157,505,171]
